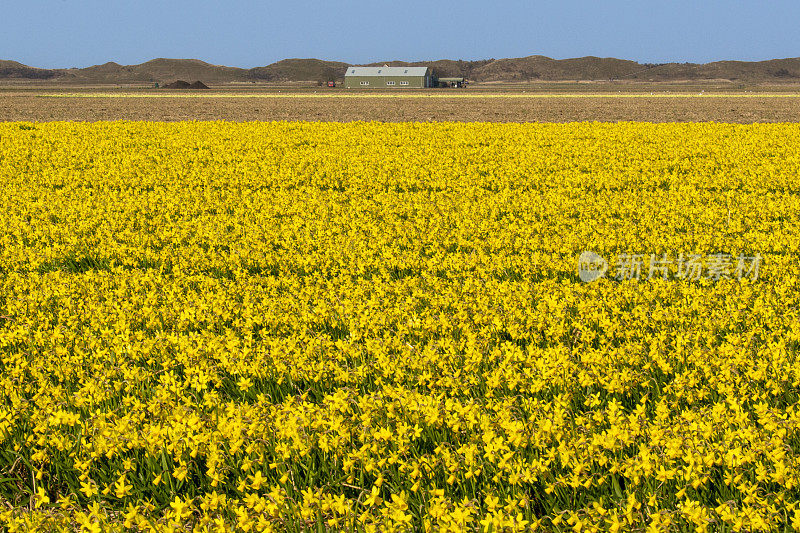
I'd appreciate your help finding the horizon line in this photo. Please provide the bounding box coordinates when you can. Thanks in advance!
[5,54,800,71]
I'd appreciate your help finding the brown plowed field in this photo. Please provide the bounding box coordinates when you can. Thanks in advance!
[3,93,800,122]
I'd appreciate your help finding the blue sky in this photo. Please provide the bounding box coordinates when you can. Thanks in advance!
[4,1,799,68]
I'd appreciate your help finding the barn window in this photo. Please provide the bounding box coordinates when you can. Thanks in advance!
[360,81,369,85]
[387,81,395,86]
[400,81,409,85]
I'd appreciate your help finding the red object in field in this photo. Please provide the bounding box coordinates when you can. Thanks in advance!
[327,81,336,87]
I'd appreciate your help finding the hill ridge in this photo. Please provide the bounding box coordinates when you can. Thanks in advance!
[3,56,800,84]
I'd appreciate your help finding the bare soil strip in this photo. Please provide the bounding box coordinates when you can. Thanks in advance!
[3,94,800,122]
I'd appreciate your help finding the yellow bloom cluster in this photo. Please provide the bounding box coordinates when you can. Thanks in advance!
[0,121,799,531]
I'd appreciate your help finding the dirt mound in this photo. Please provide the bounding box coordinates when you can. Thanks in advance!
[163,80,190,89]
[162,80,209,89]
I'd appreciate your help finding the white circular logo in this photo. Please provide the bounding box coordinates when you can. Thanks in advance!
[578,251,608,282]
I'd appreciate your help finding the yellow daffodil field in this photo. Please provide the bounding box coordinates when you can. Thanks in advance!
[2,120,800,532]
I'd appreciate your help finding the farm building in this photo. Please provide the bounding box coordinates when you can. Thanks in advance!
[344,66,435,88]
